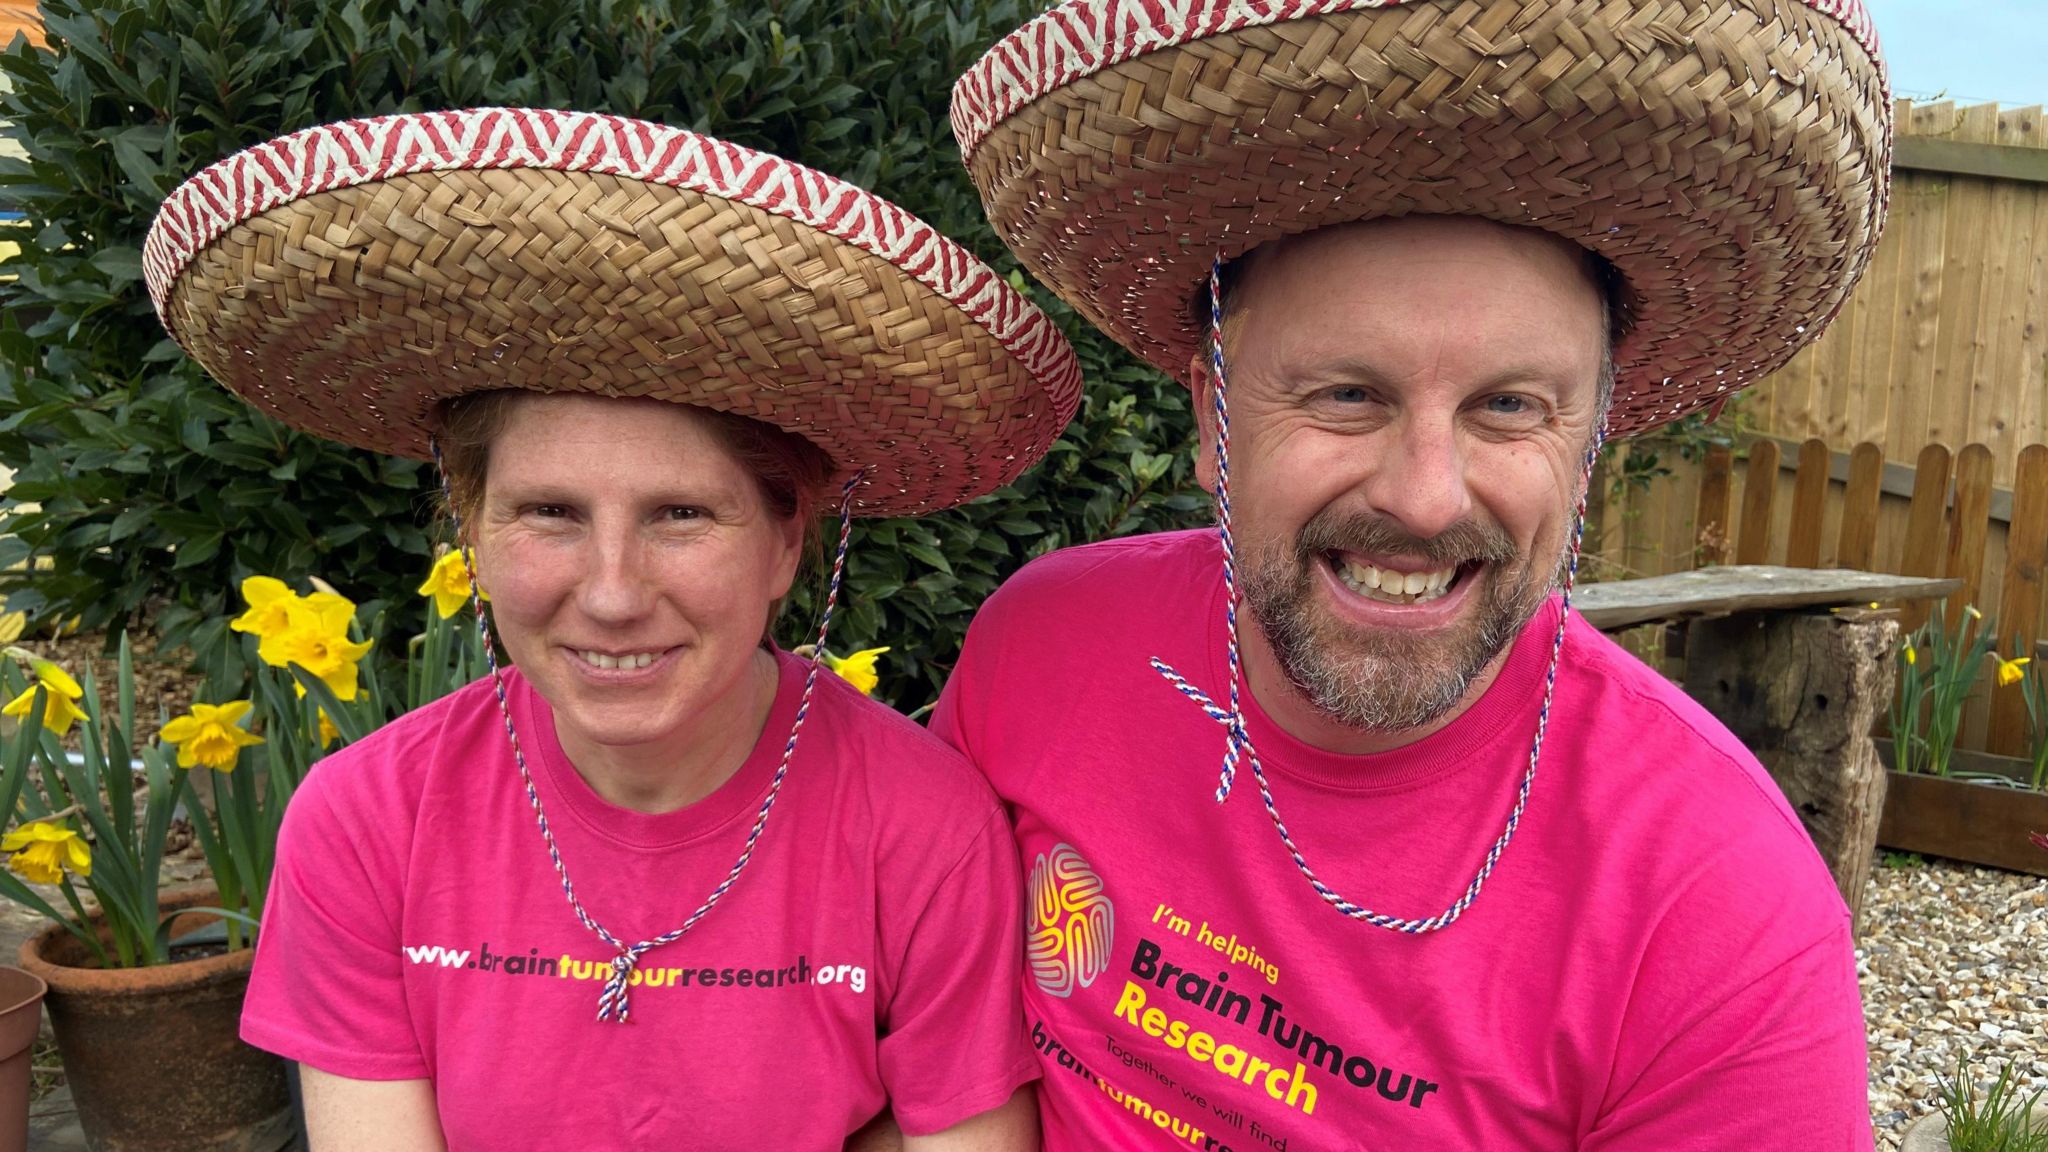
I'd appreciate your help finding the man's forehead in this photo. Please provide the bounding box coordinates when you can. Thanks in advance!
[1237,217,1596,293]
[1213,215,1620,353]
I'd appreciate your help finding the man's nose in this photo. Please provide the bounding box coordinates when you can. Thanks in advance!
[1356,415,1474,541]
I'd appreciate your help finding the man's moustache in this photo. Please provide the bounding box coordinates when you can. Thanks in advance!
[1294,512,1517,567]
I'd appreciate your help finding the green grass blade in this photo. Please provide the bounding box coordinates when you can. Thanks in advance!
[286,665,373,746]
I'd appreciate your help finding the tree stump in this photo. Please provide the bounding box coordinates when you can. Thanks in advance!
[1680,610,1898,931]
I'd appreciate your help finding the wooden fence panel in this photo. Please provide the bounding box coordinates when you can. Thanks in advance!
[1887,102,1958,468]
[2020,109,2048,451]
[1974,107,2045,473]
[1836,442,1886,570]
[1896,443,1952,631]
[1696,445,1733,567]
[1930,105,2004,450]
[1582,429,2042,758]
[1944,444,1997,621]
[1740,100,2048,485]
[1786,438,1831,567]
[1989,444,2048,754]
[1736,440,1780,565]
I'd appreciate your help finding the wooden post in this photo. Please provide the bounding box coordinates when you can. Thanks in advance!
[1898,443,1952,633]
[1785,438,1831,568]
[1988,443,2048,754]
[1835,442,1886,571]
[1681,610,1899,931]
[1736,440,1780,566]
[1944,443,1996,623]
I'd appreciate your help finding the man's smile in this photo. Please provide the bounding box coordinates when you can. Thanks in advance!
[1325,552,1482,605]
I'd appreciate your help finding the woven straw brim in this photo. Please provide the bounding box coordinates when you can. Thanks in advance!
[954,0,1890,437]
[149,112,1083,518]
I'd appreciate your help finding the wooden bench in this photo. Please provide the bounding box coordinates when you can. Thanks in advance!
[1575,565,1960,928]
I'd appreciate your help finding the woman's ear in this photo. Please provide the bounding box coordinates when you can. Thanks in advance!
[769,512,806,602]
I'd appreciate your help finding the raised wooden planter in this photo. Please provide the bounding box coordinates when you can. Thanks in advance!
[1875,741,2048,879]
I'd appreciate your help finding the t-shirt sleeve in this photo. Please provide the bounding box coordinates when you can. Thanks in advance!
[874,803,1037,1135]
[1581,832,1875,1151]
[240,754,429,1080]
[927,610,986,767]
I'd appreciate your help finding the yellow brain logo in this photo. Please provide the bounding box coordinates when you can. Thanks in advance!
[1027,843,1113,998]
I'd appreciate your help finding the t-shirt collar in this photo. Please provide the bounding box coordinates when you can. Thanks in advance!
[509,650,807,850]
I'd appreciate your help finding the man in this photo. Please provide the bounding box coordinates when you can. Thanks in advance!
[935,1,1890,1148]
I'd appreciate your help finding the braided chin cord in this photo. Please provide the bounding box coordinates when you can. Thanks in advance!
[432,442,865,1020]
[1148,259,1607,933]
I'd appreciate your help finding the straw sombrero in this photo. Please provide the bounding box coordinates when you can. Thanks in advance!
[951,0,1890,435]
[143,108,1083,515]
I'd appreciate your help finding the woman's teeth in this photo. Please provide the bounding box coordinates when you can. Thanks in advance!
[575,650,658,670]
[1336,559,1457,604]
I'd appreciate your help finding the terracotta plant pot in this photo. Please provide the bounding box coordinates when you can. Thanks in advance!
[1901,1103,2048,1150]
[0,967,46,1152]
[17,884,292,1152]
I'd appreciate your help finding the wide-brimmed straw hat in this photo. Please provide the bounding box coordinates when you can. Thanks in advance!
[951,0,1890,436]
[144,108,1083,515]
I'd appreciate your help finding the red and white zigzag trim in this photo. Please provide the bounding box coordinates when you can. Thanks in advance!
[951,0,1883,161]
[143,107,1080,401]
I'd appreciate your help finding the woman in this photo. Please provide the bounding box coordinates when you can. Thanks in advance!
[142,108,1082,1150]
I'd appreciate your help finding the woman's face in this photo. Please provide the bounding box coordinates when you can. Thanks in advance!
[471,393,804,764]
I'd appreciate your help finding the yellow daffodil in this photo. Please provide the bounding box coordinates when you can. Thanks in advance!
[261,596,375,701]
[1,652,89,736]
[1965,605,1983,621]
[229,575,298,639]
[823,647,890,696]
[316,709,339,749]
[0,821,90,885]
[1996,656,2030,688]
[1904,645,1917,666]
[418,550,480,619]
[159,701,265,772]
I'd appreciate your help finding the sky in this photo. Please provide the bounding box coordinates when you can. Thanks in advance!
[1861,0,2048,108]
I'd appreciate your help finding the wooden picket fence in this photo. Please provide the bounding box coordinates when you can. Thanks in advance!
[1694,437,2048,756]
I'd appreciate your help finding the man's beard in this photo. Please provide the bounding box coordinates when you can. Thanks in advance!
[1240,508,1562,732]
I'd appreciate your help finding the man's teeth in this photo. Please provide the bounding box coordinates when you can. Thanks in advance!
[575,650,658,670]
[1336,560,1457,603]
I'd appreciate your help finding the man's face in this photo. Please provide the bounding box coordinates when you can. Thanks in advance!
[1197,216,1607,732]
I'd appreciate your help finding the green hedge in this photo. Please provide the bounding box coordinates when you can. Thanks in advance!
[0,0,1207,707]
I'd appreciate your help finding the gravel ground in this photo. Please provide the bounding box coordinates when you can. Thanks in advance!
[1861,856,2048,1149]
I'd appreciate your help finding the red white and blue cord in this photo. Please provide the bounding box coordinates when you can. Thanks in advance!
[434,442,863,1020]
[1148,260,1604,933]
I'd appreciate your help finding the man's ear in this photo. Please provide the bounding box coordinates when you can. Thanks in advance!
[1189,351,1220,495]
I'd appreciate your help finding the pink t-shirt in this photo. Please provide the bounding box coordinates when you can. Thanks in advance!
[244,651,1036,1148]
[932,530,1873,1151]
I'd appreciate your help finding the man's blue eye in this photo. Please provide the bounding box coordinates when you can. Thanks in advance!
[1330,387,1368,404]
[1486,395,1529,414]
